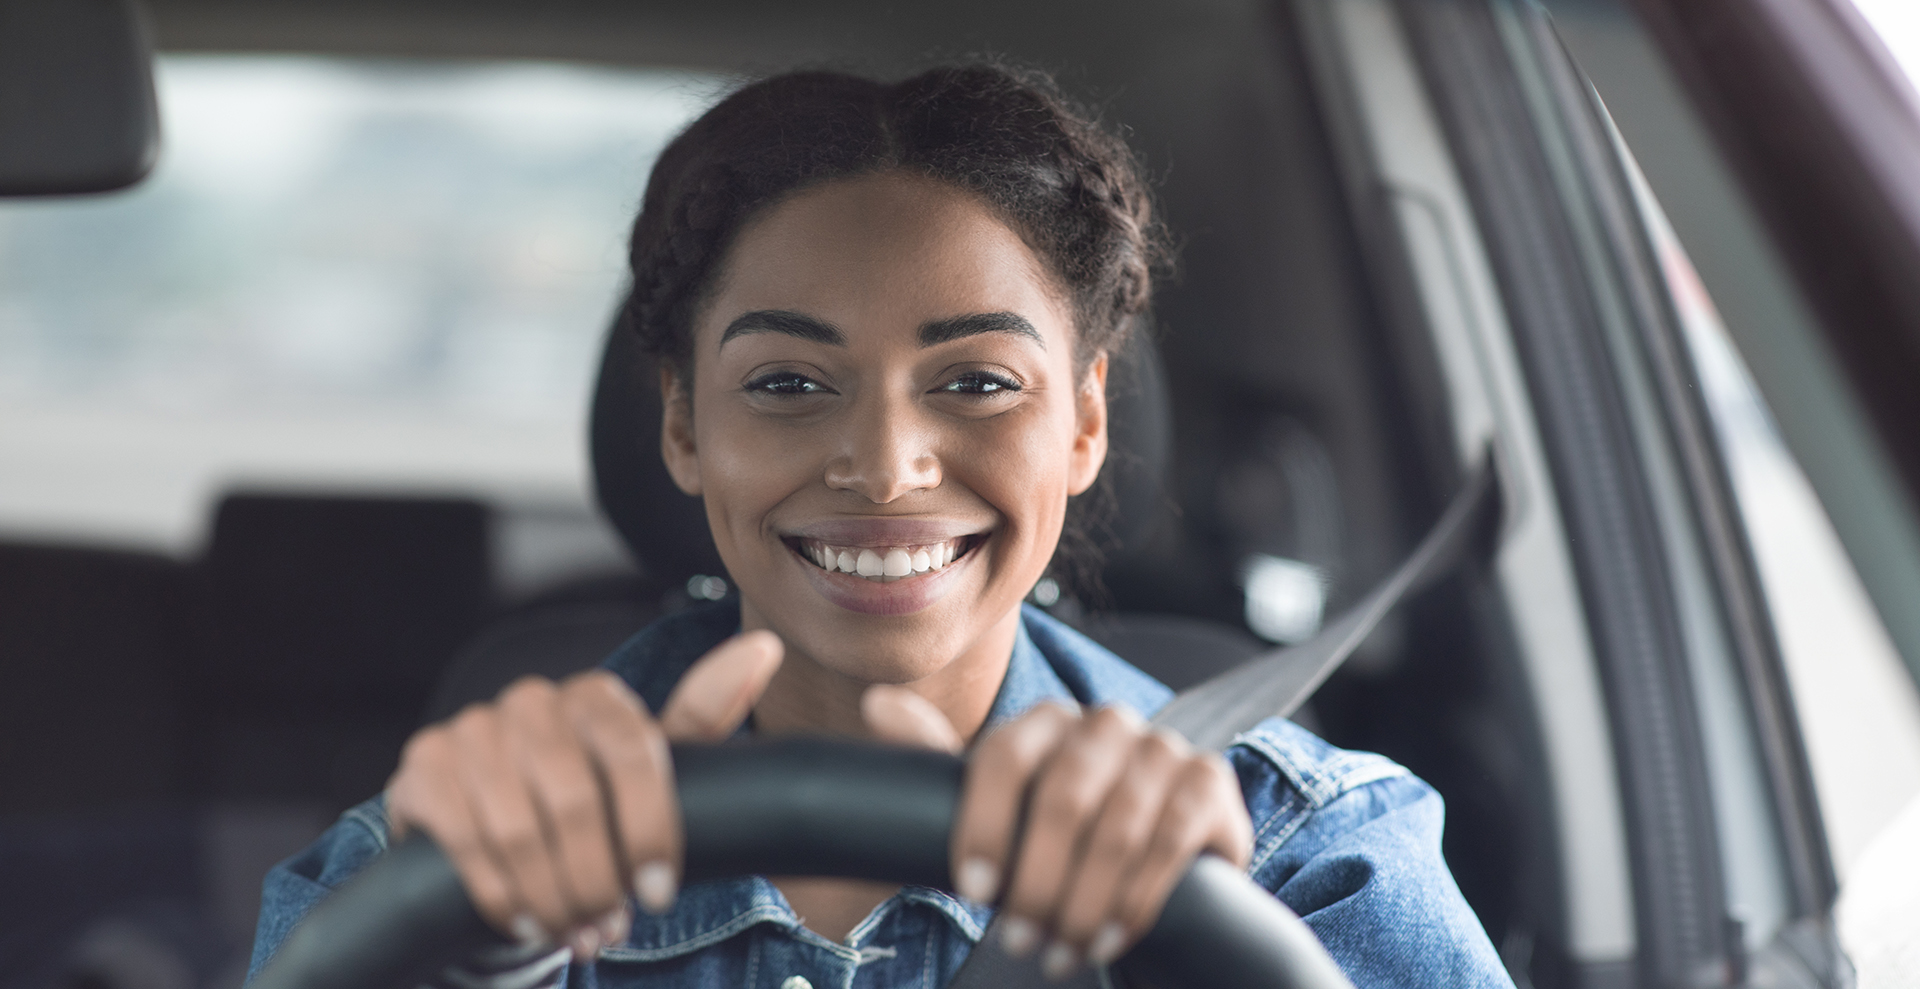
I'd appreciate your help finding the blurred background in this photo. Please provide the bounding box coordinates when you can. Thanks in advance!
[5,1,1920,988]
[0,57,712,583]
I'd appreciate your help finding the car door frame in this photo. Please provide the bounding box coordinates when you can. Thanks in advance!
[1282,0,1863,986]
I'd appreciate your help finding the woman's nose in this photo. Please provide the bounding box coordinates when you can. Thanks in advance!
[823,402,941,504]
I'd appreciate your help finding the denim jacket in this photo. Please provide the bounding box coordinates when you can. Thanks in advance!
[248,602,1515,989]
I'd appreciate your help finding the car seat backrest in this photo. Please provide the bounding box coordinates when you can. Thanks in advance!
[589,316,724,586]
[1079,613,1267,691]
[421,599,658,726]
[191,494,490,805]
[200,494,491,702]
[0,541,189,812]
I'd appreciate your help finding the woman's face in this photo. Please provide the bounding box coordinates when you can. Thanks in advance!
[661,171,1107,686]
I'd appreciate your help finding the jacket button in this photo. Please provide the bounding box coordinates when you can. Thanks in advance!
[781,978,813,989]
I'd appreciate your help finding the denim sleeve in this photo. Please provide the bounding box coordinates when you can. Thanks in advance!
[245,797,393,984]
[1231,722,1516,989]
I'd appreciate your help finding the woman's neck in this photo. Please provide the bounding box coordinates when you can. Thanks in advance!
[745,605,1023,746]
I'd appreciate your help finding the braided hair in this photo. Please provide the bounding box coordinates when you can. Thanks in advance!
[623,63,1164,380]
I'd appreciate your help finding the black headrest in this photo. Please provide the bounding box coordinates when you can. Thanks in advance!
[201,494,490,702]
[0,541,188,811]
[590,301,1172,588]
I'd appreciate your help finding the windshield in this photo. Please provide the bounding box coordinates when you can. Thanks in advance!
[0,55,720,554]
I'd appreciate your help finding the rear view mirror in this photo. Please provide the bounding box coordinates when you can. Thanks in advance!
[0,0,158,195]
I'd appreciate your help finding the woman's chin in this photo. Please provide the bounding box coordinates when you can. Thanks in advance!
[810,647,952,687]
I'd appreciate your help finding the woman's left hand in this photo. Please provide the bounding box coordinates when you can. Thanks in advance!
[863,690,1253,980]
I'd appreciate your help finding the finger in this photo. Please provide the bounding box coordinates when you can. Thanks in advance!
[496,677,626,938]
[1195,751,1254,867]
[448,698,574,942]
[1112,754,1253,938]
[1052,729,1187,964]
[387,704,484,843]
[595,903,632,952]
[562,669,684,915]
[1001,706,1145,975]
[660,630,783,741]
[950,701,1079,914]
[862,685,963,753]
[388,725,520,935]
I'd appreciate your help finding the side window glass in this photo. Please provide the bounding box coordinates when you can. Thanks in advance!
[1846,0,1920,94]
[1616,144,1920,889]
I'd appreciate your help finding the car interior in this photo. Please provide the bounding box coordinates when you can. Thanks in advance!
[14,0,1864,986]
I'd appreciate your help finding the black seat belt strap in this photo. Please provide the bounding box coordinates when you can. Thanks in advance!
[1151,444,1504,749]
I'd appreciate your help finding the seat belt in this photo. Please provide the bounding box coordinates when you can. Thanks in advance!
[1152,443,1503,749]
[945,445,1503,989]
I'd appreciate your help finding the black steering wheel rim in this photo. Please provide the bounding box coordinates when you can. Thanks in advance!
[250,737,1353,989]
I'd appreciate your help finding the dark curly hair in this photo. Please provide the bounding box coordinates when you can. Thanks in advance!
[622,63,1164,380]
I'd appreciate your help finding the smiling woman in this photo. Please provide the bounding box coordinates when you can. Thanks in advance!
[669,169,1102,685]
[250,64,1515,989]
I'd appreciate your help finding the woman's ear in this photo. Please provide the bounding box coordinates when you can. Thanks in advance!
[659,366,703,496]
[1066,353,1110,496]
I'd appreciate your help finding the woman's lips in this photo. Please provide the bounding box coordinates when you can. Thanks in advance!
[784,533,985,616]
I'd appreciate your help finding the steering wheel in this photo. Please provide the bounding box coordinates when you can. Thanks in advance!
[250,738,1355,989]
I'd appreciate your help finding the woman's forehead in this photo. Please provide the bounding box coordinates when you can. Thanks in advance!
[700,172,1075,348]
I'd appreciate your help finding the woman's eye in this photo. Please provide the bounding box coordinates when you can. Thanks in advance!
[745,372,828,396]
[939,371,1021,395]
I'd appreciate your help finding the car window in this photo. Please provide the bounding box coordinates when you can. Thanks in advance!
[1847,0,1920,99]
[1615,138,1920,883]
[0,55,720,556]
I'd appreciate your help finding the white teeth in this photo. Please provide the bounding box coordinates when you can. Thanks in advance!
[803,539,967,581]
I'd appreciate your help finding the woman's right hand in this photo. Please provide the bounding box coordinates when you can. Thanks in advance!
[384,630,784,960]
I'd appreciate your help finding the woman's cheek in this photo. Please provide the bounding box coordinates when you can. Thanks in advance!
[695,407,816,555]
[954,406,1073,573]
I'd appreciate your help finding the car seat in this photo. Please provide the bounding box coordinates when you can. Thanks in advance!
[0,542,191,814]
[0,543,215,987]
[192,494,490,806]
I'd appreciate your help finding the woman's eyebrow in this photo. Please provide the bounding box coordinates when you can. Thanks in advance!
[919,311,1044,348]
[719,310,847,348]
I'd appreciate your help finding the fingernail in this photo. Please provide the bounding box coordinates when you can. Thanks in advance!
[1041,941,1080,981]
[999,915,1040,957]
[510,913,546,948]
[569,924,603,959]
[599,907,630,947]
[956,857,999,904]
[634,860,678,915]
[1088,922,1127,966]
